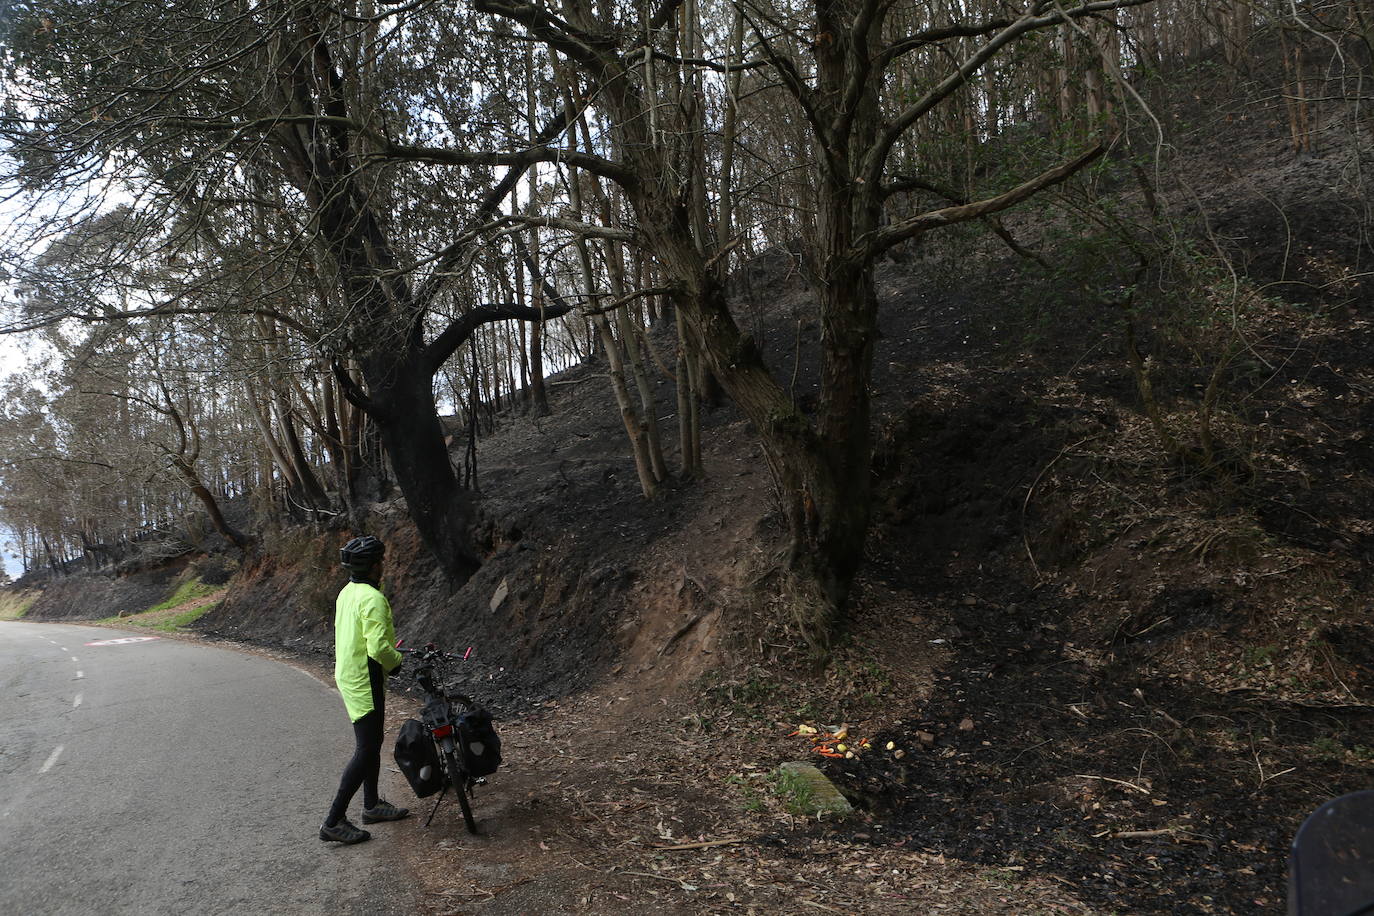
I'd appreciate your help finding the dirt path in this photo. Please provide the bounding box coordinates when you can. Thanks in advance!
[382,676,1104,916]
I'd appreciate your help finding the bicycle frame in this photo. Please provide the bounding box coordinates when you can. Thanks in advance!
[403,644,482,832]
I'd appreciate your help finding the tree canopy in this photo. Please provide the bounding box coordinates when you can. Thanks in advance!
[2,0,1363,647]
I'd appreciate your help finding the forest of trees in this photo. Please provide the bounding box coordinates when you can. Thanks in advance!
[0,0,1367,647]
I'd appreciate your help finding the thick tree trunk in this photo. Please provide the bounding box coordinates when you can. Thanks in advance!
[654,230,852,647]
[806,256,878,615]
[360,355,481,583]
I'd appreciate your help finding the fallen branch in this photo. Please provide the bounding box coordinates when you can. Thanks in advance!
[648,837,746,851]
[1154,708,1184,729]
[440,877,534,899]
[1022,434,1104,581]
[620,870,694,887]
[1113,828,1178,840]
[1075,774,1152,794]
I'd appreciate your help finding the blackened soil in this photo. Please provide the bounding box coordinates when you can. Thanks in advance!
[829,588,1374,914]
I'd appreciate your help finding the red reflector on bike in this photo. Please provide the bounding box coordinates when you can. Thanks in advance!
[432,725,454,739]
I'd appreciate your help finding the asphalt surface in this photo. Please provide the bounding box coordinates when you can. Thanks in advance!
[0,620,418,916]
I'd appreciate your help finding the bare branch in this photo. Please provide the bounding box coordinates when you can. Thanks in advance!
[580,286,675,317]
[861,142,1107,256]
[878,0,1155,69]
[863,0,1154,185]
[422,300,574,376]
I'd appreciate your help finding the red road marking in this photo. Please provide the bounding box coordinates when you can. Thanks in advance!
[83,636,162,647]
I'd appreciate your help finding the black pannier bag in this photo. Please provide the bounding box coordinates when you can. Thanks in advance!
[394,718,444,797]
[457,706,502,777]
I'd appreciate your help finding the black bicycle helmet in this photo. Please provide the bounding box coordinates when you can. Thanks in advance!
[340,535,386,571]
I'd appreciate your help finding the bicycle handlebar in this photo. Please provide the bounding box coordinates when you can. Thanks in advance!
[394,643,476,706]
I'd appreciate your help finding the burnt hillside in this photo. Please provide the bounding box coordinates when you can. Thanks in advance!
[11,33,1374,914]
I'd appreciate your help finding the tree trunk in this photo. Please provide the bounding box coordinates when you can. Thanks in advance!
[41,534,63,577]
[170,456,251,550]
[674,304,703,478]
[359,354,481,583]
[271,392,329,509]
[523,41,551,417]
[593,187,669,484]
[244,380,300,493]
[529,300,549,415]
[593,312,660,498]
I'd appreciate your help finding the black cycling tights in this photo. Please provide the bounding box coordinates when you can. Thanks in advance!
[325,661,385,826]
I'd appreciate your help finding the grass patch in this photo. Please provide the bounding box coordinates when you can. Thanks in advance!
[723,773,769,814]
[145,577,221,613]
[0,590,38,620]
[97,576,224,632]
[772,767,817,815]
[147,601,219,632]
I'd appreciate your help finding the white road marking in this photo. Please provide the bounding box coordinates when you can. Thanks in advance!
[75,671,84,680]
[70,656,78,663]
[73,694,82,708]
[59,646,67,652]
[39,746,64,773]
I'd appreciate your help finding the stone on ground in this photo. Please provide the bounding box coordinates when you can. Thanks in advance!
[779,761,854,816]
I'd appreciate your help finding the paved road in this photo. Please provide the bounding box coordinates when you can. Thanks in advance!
[0,620,417,916]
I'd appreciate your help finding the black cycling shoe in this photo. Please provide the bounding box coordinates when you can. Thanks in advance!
[361,800,411,824]
[319,819,371,844]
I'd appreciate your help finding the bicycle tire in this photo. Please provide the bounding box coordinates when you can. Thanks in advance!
[444,748,478,834]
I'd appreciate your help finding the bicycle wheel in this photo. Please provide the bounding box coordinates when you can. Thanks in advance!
[444,748,478,834]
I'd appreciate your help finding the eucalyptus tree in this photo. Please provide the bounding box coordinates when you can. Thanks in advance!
[0,376,79,573]
[60,316,256,549]
[0,0,575,582]
[0,335,208,572]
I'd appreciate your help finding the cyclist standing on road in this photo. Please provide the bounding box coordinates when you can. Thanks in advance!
[319,535,411,844]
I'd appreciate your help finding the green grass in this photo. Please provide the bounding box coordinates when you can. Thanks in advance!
[725,773,769,814]
[147,601,219,631]
[96,575,223,632]
[144,577,221,613]
[771,767,817,815]
[0,590,37,620]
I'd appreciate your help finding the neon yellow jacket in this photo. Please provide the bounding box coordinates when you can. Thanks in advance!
[333,581,403,721]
